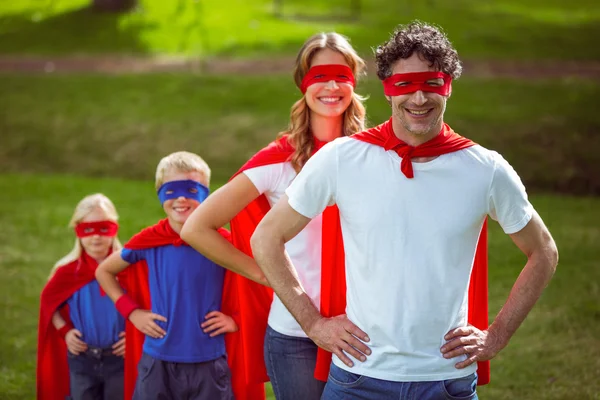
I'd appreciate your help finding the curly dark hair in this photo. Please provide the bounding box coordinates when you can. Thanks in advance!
[375,21,462,81]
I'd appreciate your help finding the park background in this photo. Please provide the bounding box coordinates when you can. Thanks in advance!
[0,0,598,399]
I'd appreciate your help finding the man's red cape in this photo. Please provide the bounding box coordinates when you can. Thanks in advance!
[37,250,122,400]
[352,119,490,385]
[119,219,262,400]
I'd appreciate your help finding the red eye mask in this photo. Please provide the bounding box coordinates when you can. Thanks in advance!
[382,71,452,96]
[75,221,119,238]
[300,64,356,94]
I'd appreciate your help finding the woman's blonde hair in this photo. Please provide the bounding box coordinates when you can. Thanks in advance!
[50,193,122,277]
[282,32,367,171]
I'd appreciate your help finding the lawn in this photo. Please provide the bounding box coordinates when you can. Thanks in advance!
[0,0,599,60]
[1,73,598,194]
[0,173,598,399]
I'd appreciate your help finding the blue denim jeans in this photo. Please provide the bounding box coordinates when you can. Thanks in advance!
[264,325,326,400]
[322,363,478,400]
[66,349,124,400]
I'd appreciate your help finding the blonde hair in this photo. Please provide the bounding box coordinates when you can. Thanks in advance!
[50,193,122,277]
[155,151,211,190]
[282,32,367,171]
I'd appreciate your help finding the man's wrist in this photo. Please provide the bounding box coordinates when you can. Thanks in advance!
[487,323,510,352]
[303,313,325,338]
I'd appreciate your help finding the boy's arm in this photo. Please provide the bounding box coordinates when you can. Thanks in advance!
[96,250,167,339]
[95,251,130,302]
[201,311,239,337]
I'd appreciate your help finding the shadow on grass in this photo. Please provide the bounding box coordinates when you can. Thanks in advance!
[0,5,152,55]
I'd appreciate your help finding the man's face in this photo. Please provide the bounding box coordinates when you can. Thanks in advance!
[386,53,448,137]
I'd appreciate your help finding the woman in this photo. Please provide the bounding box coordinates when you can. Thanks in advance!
[181,32,366,400]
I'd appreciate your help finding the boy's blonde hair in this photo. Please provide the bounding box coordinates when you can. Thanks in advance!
[50,193,122,277]
[155,151,211,190]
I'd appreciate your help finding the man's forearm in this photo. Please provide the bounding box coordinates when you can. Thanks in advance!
[251,234,322,333]
[489,250,558,348]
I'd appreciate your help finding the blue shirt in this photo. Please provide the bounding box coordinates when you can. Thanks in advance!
[67,280,125,348]
[121,245,226,363]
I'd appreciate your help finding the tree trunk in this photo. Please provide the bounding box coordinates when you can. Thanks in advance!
[91,0,136,12]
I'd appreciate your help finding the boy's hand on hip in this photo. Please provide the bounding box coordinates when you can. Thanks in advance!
[112,331,126,357]
[65,329,88,355]
[307,315,371,368]
[129,309,167,339]
[202,311,239,337]
[441,325,503,369]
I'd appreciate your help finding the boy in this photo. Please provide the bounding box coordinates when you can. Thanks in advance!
[96,151,237,400]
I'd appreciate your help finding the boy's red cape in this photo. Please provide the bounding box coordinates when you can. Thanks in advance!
[37,250,120,400]
[119,219,264,400]
[229,125,490,391]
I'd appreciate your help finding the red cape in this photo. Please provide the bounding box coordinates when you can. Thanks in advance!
[227,136,347,390]
[353,120,490,385]
[118,219,259,400]
[37,251,121,400]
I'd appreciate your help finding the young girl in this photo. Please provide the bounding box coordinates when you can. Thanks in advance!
[181,32,366,400]
[37,193,126,400]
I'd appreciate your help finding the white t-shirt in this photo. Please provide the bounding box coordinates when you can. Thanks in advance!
[244,163,323,337]
[285,137,534,382]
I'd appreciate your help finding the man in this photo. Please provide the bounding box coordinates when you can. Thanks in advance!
[250,21,558,399]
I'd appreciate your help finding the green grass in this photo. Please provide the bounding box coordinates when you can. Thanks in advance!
[0,173,598,399]
[0,173,276,399]
[0,0,599,60]
[1,73,598,194]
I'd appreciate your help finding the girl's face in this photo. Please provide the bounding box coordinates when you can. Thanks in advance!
[304,48,354,118]
[79,207,114,260]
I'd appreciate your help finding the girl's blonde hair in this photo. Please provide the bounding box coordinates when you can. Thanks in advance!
[282,32,367,171]
[155,151,211,190]
[50,193,122,277]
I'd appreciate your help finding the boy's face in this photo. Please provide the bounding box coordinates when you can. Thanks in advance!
[161,169,208,225]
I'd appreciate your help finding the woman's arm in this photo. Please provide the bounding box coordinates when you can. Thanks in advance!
[181,174,269,285]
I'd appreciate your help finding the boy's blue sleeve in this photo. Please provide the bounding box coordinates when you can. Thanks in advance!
[120,248,145,264]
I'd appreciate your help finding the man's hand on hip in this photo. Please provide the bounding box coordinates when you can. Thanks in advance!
[307,314,371,368]
[441,325,504,369]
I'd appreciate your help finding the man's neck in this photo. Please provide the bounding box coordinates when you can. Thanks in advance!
[391,118,443,147]
[310,113,343,142]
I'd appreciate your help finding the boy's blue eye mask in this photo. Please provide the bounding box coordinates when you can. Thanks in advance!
[157,180,209,205]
